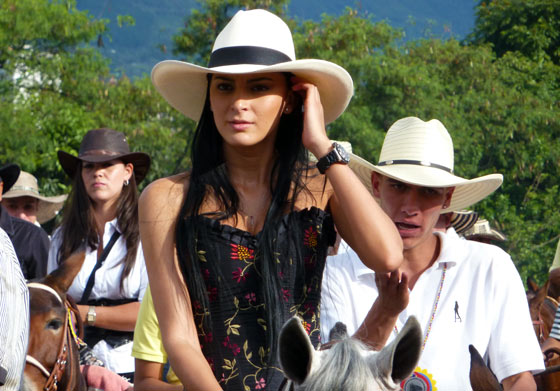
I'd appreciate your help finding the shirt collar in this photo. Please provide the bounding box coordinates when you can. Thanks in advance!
[347,228,465,279]
[433,229,463,268]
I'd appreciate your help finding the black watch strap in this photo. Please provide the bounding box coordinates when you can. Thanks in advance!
[316,142,350,174]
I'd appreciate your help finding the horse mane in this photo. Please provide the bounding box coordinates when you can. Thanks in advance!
[302,338,380,391]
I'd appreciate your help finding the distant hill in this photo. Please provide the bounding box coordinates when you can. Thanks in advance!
[76,0,477,79]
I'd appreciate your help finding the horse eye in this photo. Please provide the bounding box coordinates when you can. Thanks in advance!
[46,319,63,330]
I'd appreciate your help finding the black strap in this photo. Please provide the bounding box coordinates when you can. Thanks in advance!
[79,231,121,304]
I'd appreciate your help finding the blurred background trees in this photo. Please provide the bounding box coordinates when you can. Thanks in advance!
[0,0,558,283]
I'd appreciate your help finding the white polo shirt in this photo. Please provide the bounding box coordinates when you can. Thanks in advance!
[321,230,544,389]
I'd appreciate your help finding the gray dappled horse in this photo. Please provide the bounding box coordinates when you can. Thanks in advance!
[278,316,422,391]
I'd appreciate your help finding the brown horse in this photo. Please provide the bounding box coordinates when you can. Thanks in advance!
[526,277,560,391]
[22,252,87,391]
[527,279,558,345]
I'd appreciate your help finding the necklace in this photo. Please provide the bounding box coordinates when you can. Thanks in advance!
[394,263,447,352]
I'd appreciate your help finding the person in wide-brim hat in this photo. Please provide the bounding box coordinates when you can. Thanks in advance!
[0,163,21,194]
[151,8,353,124]
[2,171,68,224]
[349,117,503,212]
[57,128,151,183]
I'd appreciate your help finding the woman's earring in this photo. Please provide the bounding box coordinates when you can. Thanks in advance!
[284,107,290,113]
[124,179,129,187]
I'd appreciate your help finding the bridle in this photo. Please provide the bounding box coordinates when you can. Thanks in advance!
[533,295,559,344]
[26,283,83,391]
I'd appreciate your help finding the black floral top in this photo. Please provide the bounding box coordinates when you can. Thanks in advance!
[188,207,335,390]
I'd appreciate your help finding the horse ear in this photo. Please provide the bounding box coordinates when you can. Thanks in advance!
[278,317,316,385]
[468,344,502,391]
[527,277,539,294]
[369,316,422,384]
[43,251,86,294]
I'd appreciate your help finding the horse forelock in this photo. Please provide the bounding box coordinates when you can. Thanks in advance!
[296,338,383,391]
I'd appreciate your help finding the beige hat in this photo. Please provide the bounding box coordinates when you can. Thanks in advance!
[151,9,353,124]
[349,117,503,212]
[463,219,507,242]
[3,171,67,224]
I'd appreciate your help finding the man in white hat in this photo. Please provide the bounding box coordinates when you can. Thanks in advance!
[2,171,67,227]
[321,117,543,390]
[0,164,50,280]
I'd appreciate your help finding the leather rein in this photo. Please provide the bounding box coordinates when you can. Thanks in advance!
[533,295,559,344]
[26,283,83,391]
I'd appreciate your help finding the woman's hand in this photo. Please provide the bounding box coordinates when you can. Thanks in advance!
[291,77,332,159]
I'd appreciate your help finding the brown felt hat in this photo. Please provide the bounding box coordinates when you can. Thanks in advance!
[0,163,21,194]
[57,128,151,183]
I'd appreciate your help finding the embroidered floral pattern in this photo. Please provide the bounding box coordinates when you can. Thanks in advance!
[190,208,334,390]
[231,243,254,261]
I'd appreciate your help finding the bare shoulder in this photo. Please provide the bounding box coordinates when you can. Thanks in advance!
[139,172,189,222]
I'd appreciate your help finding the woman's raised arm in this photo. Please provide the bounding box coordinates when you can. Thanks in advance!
[139,175,222,390]
[293,78,403,273]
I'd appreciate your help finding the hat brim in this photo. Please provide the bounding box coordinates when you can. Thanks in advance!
[3,190,67,224]
[151,59,353,124]
[349,153,503,212]
[466,230,507,242]
[449,210,479,234]
[57,150,151,183]
[0,164,21,193]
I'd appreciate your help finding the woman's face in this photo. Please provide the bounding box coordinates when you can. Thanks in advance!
[81,160,133,207]
[209,72,292,148]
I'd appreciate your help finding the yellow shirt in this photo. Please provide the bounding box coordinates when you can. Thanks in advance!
[132,286,180,385]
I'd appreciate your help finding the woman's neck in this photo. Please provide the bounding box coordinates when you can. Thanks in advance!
[223,142,276,187]
[92,200,118,238]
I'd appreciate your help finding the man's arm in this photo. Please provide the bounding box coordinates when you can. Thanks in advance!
[502,371,536,391]
[353,270,408,350]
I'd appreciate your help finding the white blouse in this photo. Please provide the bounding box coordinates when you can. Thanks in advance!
[47,218,148,303]
[47,218,148,374]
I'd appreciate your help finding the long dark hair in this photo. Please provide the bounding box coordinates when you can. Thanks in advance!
[175,73,310,365]
[57,162,140,292]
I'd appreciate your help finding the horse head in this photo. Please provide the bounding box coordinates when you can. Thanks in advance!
[278,316,422,391]
[527,278,557,344]
[23,252,87,391]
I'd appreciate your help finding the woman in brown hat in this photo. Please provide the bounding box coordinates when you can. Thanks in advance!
[47,128,151,381]
[139,9,402,391]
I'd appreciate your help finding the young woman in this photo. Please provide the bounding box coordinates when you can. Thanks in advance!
[139,9,403,391]
[47,128,151,381]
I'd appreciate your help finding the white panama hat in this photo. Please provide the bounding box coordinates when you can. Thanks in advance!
[349,117,503,212]
[151,9,353,124]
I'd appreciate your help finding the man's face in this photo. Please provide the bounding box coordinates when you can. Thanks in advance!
[371,173,454,251]
[2,196,39,224]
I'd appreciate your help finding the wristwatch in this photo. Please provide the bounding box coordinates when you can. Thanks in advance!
[316,142,350,174]
[87,305,96,326]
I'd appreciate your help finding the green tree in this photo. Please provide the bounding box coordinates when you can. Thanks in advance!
[0,0,187,202]
[469,0,560,64]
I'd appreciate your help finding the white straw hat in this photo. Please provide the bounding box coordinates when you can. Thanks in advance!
[349,117,503,212]
[3,171,67,224]
[151,9,353,124]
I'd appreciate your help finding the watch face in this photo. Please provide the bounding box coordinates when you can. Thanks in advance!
[334,143,350,162]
